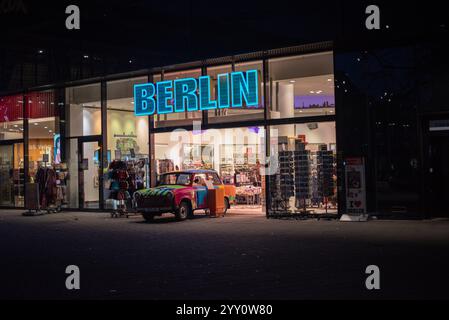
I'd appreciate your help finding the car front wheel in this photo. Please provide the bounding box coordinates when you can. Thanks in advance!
[175,202,191,221]
[142,213,155,222]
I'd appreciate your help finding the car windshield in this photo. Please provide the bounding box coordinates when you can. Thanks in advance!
[158,173,191,186]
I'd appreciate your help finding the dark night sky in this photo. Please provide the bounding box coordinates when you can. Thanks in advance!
[0,0,448,89]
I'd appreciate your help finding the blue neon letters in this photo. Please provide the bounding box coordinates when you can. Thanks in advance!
[134,70,259,116]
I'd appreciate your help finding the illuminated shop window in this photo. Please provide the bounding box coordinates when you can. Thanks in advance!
[153,70,202,128]
[208,61,264,124]
[268,52,335,119]
[66,83,102,136]
[268,122,337,217]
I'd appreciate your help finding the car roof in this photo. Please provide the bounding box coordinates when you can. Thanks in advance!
[162,169,218,175]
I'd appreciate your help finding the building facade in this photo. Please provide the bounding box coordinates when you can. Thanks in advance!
[0,40,448,218]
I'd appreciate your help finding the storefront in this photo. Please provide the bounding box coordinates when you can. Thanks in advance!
[0,42,339,217]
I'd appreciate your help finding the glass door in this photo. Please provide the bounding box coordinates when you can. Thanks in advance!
[65,137,101,209]
[79,140,101,209]
[0,142,24,207]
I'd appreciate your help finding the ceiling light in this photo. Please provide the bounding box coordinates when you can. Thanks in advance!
[49,130,53,133]
[327,79,332,82]
[14,125,18,127]
[289,80,296,83]
[34,123,38,125]
[44,126,48,129]
[316,90,323,94]
[310,91,315,94]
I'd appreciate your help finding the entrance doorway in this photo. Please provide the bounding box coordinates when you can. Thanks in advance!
[427,130,449,217]
[0,141,24,207]
[66,137,102,209]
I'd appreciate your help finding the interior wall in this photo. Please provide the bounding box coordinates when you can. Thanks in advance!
[68,105,101,137]
[295,122,336,144]
[107,110,149,158]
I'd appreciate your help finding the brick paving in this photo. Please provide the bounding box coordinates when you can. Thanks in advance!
[0,209,448,299]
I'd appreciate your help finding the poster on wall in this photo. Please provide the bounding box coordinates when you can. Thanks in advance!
[342,157,368,221]
[54,134,61,164]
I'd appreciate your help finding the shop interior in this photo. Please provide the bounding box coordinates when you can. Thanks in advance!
[154,127,266,214]
[64,80,150,210]
[269,122,337,216]
[0,95,24,207]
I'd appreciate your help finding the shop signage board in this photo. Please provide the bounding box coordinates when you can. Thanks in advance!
[341,157,368,221]
[134,70,259,116]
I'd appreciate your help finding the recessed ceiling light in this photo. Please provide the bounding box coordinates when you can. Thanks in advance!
[289,80,296,83]
[34,123,38,125]
[310,91,315,94]
[49,130,53,133]
[14,125,18,127]
[44,127,48,129]
[327,79,332,82]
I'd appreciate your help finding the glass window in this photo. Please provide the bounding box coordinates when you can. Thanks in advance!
[65,83,101,137]
[268,122,337,217]
[0,94,24,140]
[0,143,24,207]
[268,52,335,119]
[153,126,266,213]
[27,90,59,180]
[208,61,264,124]
[104,77,151,208]
[207,172,222,185]
[107,77,149,161]
[154,69,202,128]
[159,173,191,186]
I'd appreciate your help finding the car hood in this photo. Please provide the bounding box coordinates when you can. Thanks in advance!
[135,185,186,197]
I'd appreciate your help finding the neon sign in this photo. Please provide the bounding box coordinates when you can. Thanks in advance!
[134,70,259,116]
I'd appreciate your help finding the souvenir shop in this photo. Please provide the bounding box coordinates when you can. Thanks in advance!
[0,42,339,217]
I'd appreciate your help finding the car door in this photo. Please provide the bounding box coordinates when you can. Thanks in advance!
[193,173,208,209]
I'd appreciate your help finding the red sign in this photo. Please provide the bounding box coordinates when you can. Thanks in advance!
[0,91,56,123]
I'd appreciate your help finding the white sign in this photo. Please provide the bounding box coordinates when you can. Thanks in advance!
[345,157,367,215]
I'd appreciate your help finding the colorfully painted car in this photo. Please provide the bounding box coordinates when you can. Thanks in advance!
[133,170,236,221]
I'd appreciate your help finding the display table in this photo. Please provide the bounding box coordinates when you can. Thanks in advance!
[235,186,262,205]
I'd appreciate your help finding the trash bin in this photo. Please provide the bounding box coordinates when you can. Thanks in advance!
[208,187,225,217]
